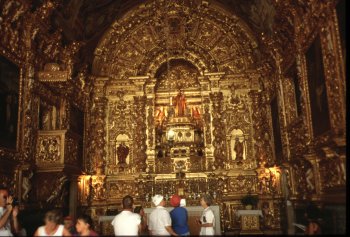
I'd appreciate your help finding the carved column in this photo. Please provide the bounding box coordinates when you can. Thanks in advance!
[249,91,273,167]
[86,78,108,175]
[203,101,213,169]
[206,73,226,170]
[199,76,213,170]
[21,22,38,162]
[133,96,147,172]
[130,76,148,172]
[320,11,346,135]
[210,92,226,169]
[145,79,156,172]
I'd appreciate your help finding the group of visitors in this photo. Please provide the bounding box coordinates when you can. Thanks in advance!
[112,193,215,236]
[34,210,98,236]
[1,186,97,236]
[2,185,216,236]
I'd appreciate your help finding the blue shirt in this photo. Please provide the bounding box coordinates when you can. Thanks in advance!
[170,207,189,235]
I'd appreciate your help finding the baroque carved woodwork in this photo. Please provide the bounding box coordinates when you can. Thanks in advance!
[133,96,148,172]
[210,92,227,169]
[36,130,81,170]
[86,94,107,174]
[249,91,274,167]
[0,0,346,235]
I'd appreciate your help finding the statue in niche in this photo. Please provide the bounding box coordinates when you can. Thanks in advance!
[22,170,33,201]
[305,166,315,192]
[41,105,57,130]
[155,107,166,125]
[234,137,244,161]
[117,142,129,164]
[42,107,51,130]
[173,91,186,117]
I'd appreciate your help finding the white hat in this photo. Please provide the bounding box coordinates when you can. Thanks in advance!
[152,194,164,206]
[180,199,186,207]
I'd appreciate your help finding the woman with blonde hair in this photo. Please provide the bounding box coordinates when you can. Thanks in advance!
[34,209,71,236]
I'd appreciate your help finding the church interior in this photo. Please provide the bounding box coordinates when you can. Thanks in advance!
[0,0,346,235]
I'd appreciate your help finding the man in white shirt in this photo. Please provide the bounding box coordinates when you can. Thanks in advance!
[112,195,141,236]
[148,194,178,236]
[0,186,19,237]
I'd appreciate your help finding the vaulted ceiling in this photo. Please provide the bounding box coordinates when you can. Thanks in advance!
[48,0,277,43]
[1,0,301,75]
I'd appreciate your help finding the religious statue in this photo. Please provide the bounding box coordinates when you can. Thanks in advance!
[173,91,186,116]
[41,105,57,130]
[117,142,129,164]
[262,202,274,229]
[305,167,315,191]
[192,107,201,119]
[41,107,51,130]
[155,107,166,125]
[93,182,105,200]
[22,171,33,201]
[234,137,244,161]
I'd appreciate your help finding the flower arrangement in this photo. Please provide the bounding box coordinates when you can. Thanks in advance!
[241,194,259,207]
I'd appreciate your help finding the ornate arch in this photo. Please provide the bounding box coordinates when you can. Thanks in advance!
[92,0,259,79]
[138,47,215,77]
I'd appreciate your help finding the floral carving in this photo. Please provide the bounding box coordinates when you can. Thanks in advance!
[37,135,61,163]
[91,175,106,201]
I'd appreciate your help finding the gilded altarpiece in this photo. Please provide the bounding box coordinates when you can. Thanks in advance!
[77,1,288,234]
[0,0,346,235]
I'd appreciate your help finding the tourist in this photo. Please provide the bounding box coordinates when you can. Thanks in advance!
[169,195,190,236]
[111,195,141,235]
[148,194,178,236]
[134,206,148,235]
[197,194,215,235]
[75,214,98,236]
[0,186,19,236]
[34,209,71,236]
[304,203,322,235]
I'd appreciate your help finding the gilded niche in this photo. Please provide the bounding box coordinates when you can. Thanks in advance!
[153,60,205,174]
[157,63,200,91]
